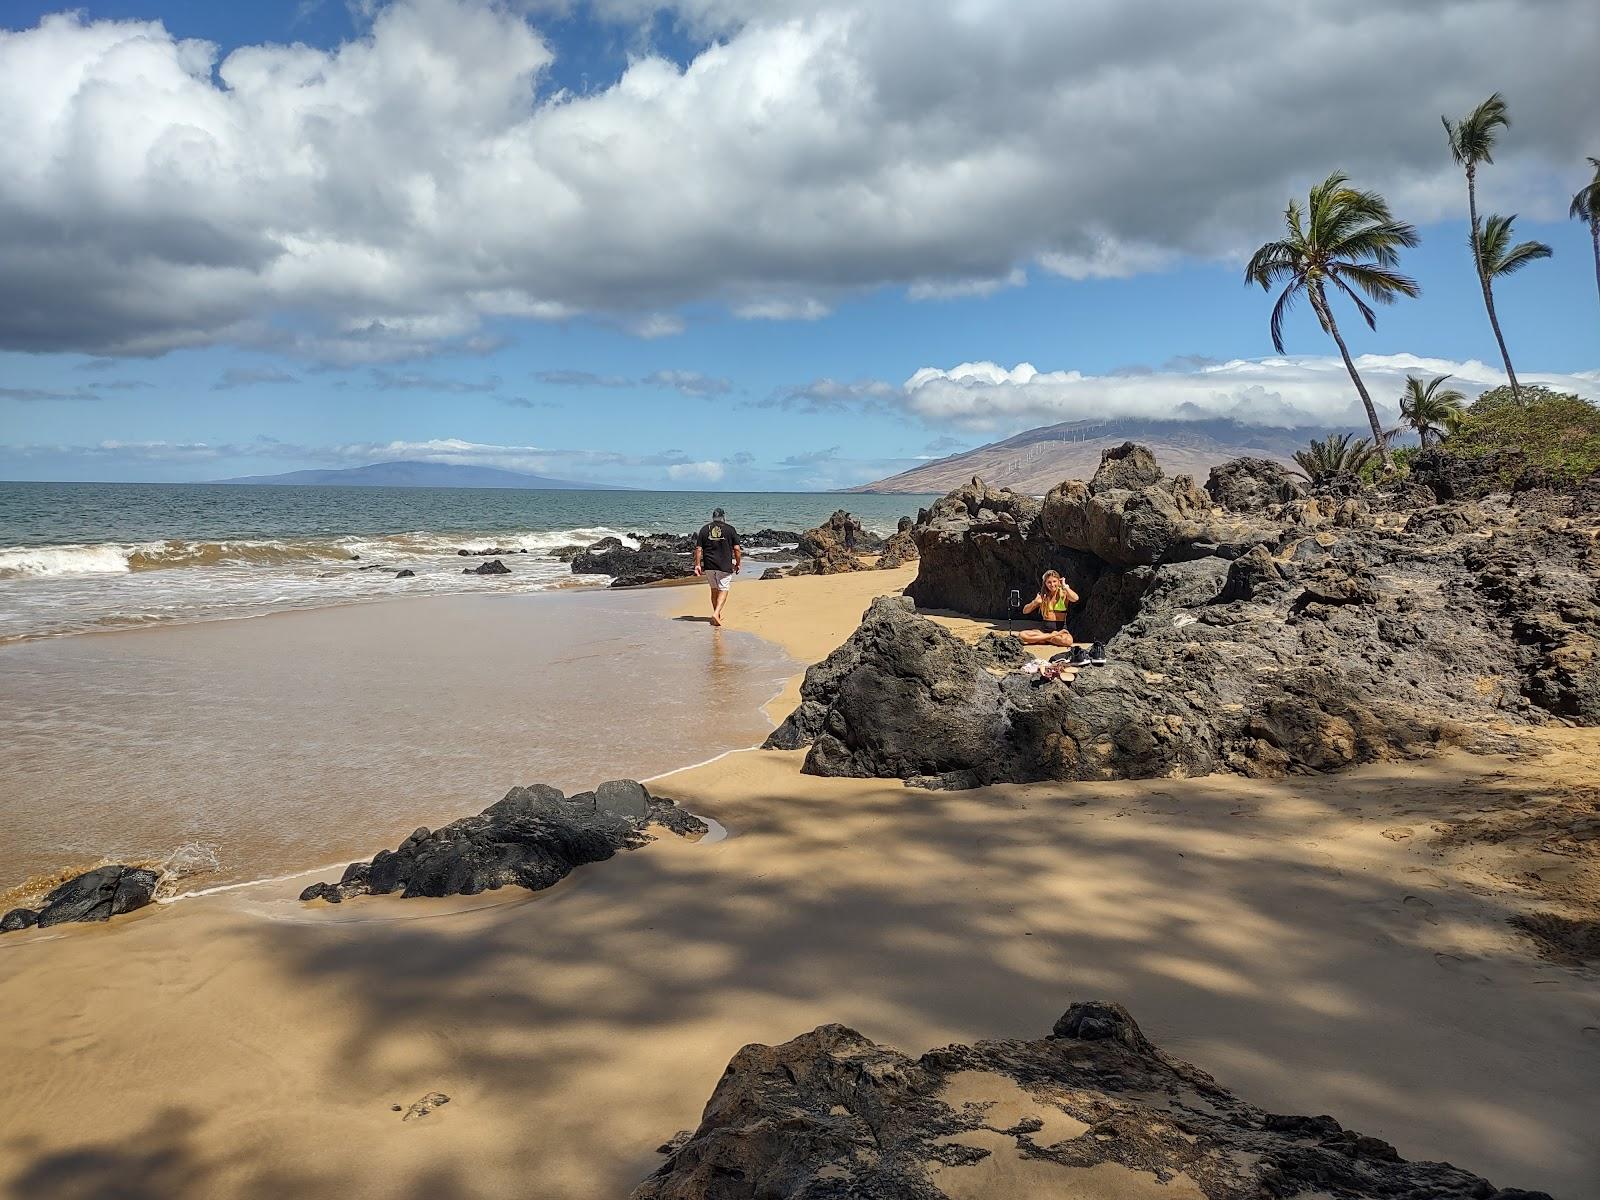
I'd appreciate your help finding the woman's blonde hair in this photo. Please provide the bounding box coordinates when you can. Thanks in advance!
[1041,569,1063,589]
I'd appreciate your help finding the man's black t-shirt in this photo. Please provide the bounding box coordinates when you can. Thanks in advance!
[696,521,739,573]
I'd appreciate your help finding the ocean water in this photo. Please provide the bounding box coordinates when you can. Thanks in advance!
[0,483,934,642]
[0,588,796,897]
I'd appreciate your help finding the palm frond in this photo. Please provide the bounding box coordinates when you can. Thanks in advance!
[1329,275,1377,331]
[1269,282,1300,353]
[1292,432,1378,483]
[1335,262,1422,303]
[1479,213,1553,277]
[1444,92,1509,167]
[1570,161,1600,223]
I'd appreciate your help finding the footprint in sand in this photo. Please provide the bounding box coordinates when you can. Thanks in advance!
[1433,952,1494,983]
[1582,1026,1600,1041]
[1403,895,1439,925]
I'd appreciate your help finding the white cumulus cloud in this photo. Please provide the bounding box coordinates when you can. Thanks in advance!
[666,459,726,482]
[0,0,1594,359]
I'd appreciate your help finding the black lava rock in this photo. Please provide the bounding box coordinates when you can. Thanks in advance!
[299,780,707,904]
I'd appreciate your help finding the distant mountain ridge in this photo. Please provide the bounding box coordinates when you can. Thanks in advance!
[851,417,1352,494]
[214,460,631,490]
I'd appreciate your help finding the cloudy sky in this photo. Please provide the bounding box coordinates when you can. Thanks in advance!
[2,0,1596,487]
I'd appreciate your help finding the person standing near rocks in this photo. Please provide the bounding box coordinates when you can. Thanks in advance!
[694,507,742,627]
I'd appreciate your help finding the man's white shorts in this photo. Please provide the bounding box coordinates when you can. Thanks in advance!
[707,570,734,591]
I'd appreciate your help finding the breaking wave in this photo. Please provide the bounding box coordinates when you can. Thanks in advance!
[0,528,637,580]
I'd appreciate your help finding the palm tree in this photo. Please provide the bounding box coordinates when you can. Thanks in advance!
[1571,157,1600,315]
[1443,92,1524,401]
[1246,171,1419,472]
[1398,374,1467,448]
[1292,433,1379,485]
[1479,211,1552,292]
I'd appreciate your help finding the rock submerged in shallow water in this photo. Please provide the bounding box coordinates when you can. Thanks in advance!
[463,558,511,575]
[299,780,706,904]
[1,907,40,932]
[0,865,161,934]
[571,537,692,586]
[632,999,1547,1200]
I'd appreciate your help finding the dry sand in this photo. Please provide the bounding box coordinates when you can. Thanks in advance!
[2,566,1598,1199]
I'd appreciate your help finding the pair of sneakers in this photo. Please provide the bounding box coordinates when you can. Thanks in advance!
[1051,643,1106,668]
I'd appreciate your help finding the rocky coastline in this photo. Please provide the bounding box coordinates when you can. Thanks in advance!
[770,443,1599,788]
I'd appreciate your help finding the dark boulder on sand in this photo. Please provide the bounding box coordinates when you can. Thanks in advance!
[632,1000,1546,1200]
[773,444,1600,787]
[463,558,512,575]
[298,780,706,904]
[1,865,161,933]
[394,569,416,579]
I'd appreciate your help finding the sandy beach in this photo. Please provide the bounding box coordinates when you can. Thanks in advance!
[2,566,1598,1199]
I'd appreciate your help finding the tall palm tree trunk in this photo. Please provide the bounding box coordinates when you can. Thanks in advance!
[1591,219,1600,316]
[1467,165,1522,402]
[1311,284,1394,471]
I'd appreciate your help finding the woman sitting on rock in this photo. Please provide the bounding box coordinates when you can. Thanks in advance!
[1019,570,1079,647]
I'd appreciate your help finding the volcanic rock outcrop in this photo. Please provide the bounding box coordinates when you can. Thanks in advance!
[298,780,706,903]
[773,444,1600,786]
[788,510,887,576]
[1,865,160,933]
[632,1000,1546,1199]
[572,537,694,587]
[876,516,919,570]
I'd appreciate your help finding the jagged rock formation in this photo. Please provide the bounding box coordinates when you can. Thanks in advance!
[1204,456,1306,512]
[632,1000,1546,1199]
[572,537,694,587]
[743,528,805,548]
[298,780,706,903]
[789,511,887,576]
[773,445,1600,787]
[876,516,919,570]
[463,557,512,575]
[904,477,1077,618]
[1,865,160,933]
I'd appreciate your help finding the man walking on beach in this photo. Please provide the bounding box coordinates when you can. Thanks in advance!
[693,507,742,627]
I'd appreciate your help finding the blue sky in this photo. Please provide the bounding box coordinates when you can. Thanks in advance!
[2,0,1597,488]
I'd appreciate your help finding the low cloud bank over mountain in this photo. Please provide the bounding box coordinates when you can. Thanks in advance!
[897,355,1600,432]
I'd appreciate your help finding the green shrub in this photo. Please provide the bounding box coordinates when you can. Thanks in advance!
[1444,386,1600,480]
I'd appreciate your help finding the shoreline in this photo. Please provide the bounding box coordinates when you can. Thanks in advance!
[0,582,798,905]
[2,565,1598,1197]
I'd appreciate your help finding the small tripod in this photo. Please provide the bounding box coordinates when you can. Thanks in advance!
[1007,588,1021,633]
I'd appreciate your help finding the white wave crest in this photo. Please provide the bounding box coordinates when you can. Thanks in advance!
[0,542,143,578]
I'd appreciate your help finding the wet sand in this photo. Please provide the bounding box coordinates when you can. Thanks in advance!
[2,567,1598,1199]
[0,588,792,895]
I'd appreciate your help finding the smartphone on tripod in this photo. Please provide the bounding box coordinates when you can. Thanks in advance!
[1007,588,1021,632]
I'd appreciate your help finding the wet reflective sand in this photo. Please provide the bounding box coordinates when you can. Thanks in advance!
[0,588,792,894]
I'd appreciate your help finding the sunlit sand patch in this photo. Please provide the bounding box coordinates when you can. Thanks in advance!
[930,1137,1206,1200]
[936,1070,1090,1147]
